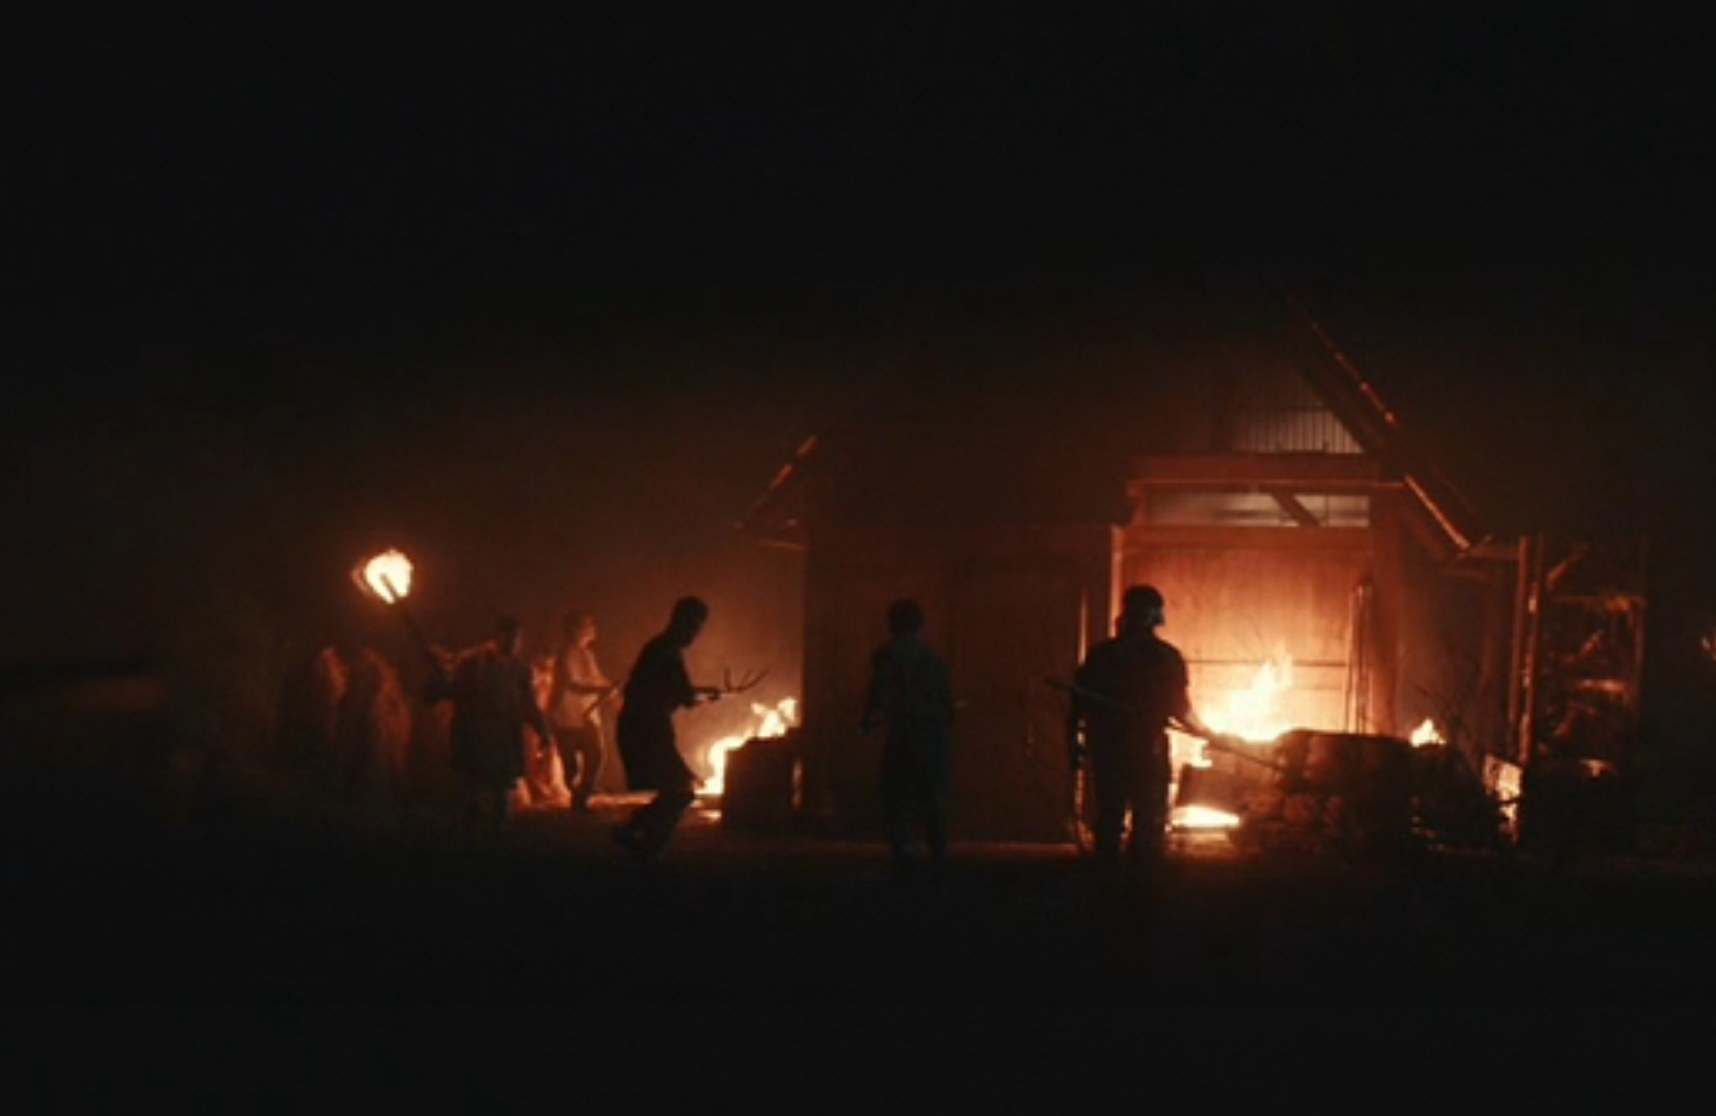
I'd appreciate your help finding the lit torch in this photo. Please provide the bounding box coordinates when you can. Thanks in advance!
[352,548,441,668]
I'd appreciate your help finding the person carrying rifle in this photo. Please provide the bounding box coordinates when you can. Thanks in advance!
[1067,585,1218,879]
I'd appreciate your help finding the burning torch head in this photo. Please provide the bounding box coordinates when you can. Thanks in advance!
[353,549,414,604]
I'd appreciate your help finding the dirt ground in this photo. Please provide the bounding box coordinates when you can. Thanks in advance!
[10,786,1716,1007]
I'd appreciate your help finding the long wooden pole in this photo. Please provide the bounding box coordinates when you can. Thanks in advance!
[379,574,441,669]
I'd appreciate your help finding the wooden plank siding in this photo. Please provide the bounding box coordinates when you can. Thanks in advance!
[798,523,1117,841]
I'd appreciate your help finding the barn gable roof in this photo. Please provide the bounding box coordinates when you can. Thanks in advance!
[737,292,1491,563]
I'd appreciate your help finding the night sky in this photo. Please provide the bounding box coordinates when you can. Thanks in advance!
[5,12,1713,734]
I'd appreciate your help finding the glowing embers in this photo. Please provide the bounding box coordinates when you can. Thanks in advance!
[1175,804,1243,831]
[698,697,799,797]
[353,549,414,603]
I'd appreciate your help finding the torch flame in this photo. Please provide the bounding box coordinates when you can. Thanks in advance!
[700,697,798,797]
[357,549,413,604]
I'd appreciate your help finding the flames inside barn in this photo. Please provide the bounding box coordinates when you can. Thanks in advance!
[733,293,1646,859]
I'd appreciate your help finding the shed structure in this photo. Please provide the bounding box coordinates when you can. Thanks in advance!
[738,293,1636,845]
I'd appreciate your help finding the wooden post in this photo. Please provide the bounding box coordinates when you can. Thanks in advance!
[1368,489,1403,737]
[1513,533,1546,769]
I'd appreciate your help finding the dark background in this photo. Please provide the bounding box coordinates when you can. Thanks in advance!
[4,11,1713,781]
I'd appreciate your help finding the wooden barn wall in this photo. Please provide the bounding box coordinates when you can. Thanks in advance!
[1395,541,1519,765]
[800,523,1118,841]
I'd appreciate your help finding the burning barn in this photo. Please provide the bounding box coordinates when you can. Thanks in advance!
[738,292,1646,853]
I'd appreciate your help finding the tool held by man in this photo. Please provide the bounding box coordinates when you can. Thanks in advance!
[1044,675,1280,772]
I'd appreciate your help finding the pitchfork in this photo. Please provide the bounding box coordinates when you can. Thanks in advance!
[692,666,770,703]
[719,666,770,695]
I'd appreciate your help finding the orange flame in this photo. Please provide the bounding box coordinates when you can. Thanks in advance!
[1176,804,1243,831]
[1409,717,1444,746]
[1203,653,1295,746]
[356,549,413,604]
[1170,651,1294,831]
[699,697,797,797]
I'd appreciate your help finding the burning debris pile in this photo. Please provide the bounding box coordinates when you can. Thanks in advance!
[1152,639,1514,861]
[697,697,802,831]
[1174,721,1511,862]
[1176,730,1412,860]
[1408,736,1514,856]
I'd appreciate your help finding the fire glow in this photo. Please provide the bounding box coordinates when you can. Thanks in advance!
[355,549,413,603]
[1199,652,1295,749]
[699,697,798,796]
[1169,652,1294,831]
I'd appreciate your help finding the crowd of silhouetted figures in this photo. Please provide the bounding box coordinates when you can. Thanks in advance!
[0,645,458,849]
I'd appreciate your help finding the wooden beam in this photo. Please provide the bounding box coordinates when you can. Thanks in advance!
[1128,480,1399,501]
[1266,488,1322,527]
[736,434,819,541]
[1129,453,1386,489]
[1124,525,1373,553]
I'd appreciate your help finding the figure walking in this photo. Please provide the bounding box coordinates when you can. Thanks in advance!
[611,597,722,861]
[860,599,956,881]
[546,609,617,812]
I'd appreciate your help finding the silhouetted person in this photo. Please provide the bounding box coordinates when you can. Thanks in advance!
[519,649,571,809]
[428,615,553,852]
[860,599,956,881]
[333,645,412,825]
[611,596,722,860]
[545,609,616,813]
[276,644,347,798]
[1067,585,1215,879]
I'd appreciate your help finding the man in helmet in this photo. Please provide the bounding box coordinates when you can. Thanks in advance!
[1067,585,1215,877]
